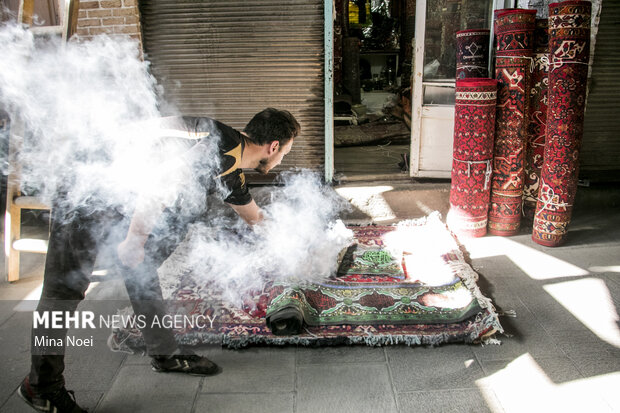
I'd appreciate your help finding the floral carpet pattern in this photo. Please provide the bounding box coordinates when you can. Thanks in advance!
[110,214,502,350]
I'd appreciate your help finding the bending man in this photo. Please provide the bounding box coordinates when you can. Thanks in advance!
[19,108,300,413]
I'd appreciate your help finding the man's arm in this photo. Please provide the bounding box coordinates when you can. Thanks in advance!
[117,137,208,268]
[227,199,264,227]
[117,197,166,268]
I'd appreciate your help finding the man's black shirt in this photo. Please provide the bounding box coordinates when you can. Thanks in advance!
[157,116,253,206]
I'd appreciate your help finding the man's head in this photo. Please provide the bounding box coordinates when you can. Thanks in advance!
[244,108,300,174]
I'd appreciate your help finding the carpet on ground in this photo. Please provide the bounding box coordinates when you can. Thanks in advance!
[109,213,502,350]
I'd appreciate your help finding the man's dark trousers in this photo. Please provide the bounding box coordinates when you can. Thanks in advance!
[29,200,192,393]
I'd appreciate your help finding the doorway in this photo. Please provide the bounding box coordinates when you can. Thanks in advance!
[332,0,415,181]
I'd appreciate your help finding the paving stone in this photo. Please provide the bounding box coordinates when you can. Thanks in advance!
[397,388,504,413]
[477,355,612,413]
[547,329,619,357]
[471,303,561,362]
[200,348,295,394]
[552,246,620,270]
[516,290,591,333]
[480,356,583,384]
[296,363,397,413]
[561,355,620,412]
[123,353,153,365]
[0,391,38,413]
[194,392,294,413]
[67,391,104,412]
[568,351,620,378]
[387,345,484,392]
[296,345,385,365]
[566,352,620,409]
[0,312,36,405]
[0,311,30,357]
[472,276,531,313]
[0,388,102,413]
[100,397,194,413]
[64,354,125,392]
[0,301,16,326]
[599,273,620,305]
[97,364,200,412]
[0,351,31,406]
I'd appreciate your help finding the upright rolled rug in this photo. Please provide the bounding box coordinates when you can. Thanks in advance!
[456,29,490,79]
[533,1,591,247]
[523,19,550,219]
[488,9,536,236]
[447,78,498,237]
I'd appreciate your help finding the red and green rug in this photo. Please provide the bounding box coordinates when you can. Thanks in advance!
[109,214,502,349]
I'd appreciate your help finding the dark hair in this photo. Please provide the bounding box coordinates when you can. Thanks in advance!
[243,108,300,146]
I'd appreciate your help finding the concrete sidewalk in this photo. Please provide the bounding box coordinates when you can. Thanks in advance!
[0,182,618,412]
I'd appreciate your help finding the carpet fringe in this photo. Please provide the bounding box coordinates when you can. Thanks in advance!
[109,211,506,351]
[499,309,517,318]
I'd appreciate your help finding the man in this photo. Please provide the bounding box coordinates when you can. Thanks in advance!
[18,108,300,413]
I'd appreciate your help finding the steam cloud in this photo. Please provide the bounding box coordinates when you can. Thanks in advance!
[0,23,353,301]
[161,171,353,305]
[0,24,167,212]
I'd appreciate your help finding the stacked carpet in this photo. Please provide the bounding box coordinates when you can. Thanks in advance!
[533,1,591,246]
[108,214,502,349]
[488,8,536,236]
[456,29,490,79]
[447,78,498,237]
[523,18,550,220]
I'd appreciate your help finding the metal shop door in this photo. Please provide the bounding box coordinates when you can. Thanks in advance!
[139,0,326,174]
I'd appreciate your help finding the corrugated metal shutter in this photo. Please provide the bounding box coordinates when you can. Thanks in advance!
[139,0,325,172]
[581,1,620,181]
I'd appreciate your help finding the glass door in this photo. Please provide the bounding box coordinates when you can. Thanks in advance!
[410,0,496,178]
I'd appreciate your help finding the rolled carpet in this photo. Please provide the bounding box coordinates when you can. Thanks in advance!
[265,306,304,336]
[456,29,490,79]
[447,78,498,237]
[523,18,551,220]
[533,0,591,246]
[488,8,536,236]
[108,216,504,349]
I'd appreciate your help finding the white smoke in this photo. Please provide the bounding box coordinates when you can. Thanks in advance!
[0,24,176,213]
[164,171,354,305]
[0,24,354,304]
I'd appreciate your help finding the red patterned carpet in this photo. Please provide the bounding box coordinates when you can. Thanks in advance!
[109,215,502,349]
[488,8,536,236]
[523,18,550,220]
[447,78,497,237]
[455,29,490,79]
[533,1,591,246]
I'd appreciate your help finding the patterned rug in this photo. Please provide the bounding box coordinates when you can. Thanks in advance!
[109,214,502,349]
[488,8,536,236]
[456,29,490,79]
[533,1,591,246]
[523,18,550,220]
[447,78,497,238]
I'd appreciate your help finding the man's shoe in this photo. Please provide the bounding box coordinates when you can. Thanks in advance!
[18,376,87,413]
[151,350,221,376]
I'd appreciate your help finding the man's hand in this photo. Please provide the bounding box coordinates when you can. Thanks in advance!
[117,235,147,269]
[227,200,264,227]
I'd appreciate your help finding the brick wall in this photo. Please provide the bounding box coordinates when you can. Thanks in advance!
[75,0,142,48]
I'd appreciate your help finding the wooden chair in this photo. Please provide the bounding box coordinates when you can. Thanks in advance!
[4,0,79,282]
